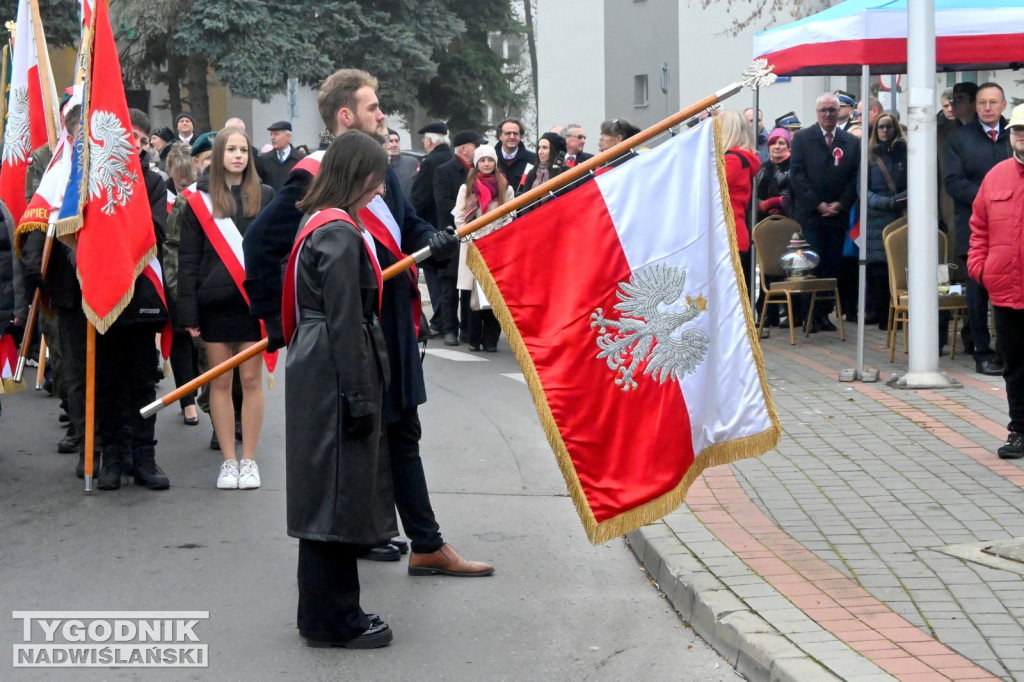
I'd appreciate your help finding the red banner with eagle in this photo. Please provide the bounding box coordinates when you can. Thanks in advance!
[56,0,156,333]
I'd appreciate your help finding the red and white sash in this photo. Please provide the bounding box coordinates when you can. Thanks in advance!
[142,256,173,360]
[281,208,382,346]
[186,189,279,372]
[291,152,423,334]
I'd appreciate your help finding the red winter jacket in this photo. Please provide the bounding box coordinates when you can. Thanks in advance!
[968,156,1024,310]
[725,148,762,253]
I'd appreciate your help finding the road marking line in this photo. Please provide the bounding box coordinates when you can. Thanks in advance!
[424,349,488,362]
[501,373,526,384]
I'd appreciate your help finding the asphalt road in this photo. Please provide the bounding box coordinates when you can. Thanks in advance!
[0,333,740,681]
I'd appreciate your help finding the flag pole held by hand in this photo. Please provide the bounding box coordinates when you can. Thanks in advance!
[141,61,776,418]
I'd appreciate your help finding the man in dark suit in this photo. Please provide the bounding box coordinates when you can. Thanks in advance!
[494,118,537,185]
[945,81,1012,375]
[409,121,452,337]
[789,92,860,331]
[255,121,305,191]
[433,130,483,345]
[563,124,592,167]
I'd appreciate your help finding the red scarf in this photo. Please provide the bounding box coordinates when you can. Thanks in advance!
[473,174,499,215]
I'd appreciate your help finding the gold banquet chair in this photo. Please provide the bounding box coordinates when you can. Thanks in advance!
[883,225,966,362]
[753,216,845,345]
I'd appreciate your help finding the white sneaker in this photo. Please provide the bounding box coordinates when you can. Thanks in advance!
[217,459,239,489]
[238,459,261,490]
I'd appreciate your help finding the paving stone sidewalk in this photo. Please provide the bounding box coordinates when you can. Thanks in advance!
[629,322,1023,681]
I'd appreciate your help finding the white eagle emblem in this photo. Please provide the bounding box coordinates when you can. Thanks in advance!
[590,263,710,392]
[88,110,137,215]
[2,86,32,166]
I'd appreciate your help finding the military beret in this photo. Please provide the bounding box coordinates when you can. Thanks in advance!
[190,131,216,157]
[417,121,448,136]
[451,130,484,147]
[267,120,291,132]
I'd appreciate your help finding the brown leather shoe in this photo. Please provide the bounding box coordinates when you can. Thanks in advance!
[408,543,494,577]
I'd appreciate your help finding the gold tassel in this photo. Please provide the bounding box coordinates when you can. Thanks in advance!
[1,377,25,394]
[267,373,274,390]
[162,359,171,378]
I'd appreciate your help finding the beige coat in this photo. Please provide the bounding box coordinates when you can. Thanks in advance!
[454,183,515,290]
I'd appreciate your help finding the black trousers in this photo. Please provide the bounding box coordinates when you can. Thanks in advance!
[423,264,444,332]
[296,540,367,643]
[94,324,161,450]
[438,273,460,335]
[993,306,1024,435]
[802,220,846,319]
[386,407,444,554]
[56,305,88,453]
[468,309,500,349]
[169,330,198,409]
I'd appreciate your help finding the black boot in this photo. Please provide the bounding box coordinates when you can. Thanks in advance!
[97,445,126,490]
[76,449,100,479]
[132,447,170,490]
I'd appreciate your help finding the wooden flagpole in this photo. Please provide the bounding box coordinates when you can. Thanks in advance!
[28,0,57,151]
[140,63,777,418]
[84,323,95,491]
[34,334,46,388]
[13,215,56,383]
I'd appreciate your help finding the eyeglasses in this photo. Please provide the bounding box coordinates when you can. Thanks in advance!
[876,124,895,130]
[817,108,839,114]
[501,130,520,137]
[567,134,586,139]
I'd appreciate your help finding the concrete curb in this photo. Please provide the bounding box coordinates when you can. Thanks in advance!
[627,525,844,682]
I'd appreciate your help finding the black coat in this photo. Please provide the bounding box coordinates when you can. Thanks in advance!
[789,124,860,235]
[433,156,471,231]
[256,146,306,192]
[564,150,593,166]
[242,153,441,423]
[943,117,1011,257]
[409,143,452,228]
[285,218,396,543]
[494,142,537,186]
[176,176,274,328]
[865,141,908,264]
[754,157,792,222]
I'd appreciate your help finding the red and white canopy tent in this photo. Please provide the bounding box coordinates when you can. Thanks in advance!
[753,0,1024,384]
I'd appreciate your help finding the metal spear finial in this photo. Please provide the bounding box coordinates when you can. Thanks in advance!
[742,59,777,90]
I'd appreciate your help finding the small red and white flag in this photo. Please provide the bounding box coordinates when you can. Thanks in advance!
[468,119,780,544]
[0,0,58,230]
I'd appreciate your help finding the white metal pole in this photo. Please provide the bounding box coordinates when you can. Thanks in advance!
[856,64,870,379]
[901,0,952,387]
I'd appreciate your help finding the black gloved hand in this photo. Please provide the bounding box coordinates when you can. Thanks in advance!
[886,196,898,211]
[264,315,286,353]
[427,228,460,261]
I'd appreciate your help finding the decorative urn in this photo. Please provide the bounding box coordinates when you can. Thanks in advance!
[779,233,820,280]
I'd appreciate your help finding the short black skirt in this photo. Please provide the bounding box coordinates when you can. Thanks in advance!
[198,299,262,344]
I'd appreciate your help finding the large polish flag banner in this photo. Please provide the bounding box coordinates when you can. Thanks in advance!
[0,0,57,230]
[468,119,780,544]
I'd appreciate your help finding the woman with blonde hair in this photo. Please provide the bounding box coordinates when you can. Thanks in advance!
[176,126,274,489]
[718,110,761,291]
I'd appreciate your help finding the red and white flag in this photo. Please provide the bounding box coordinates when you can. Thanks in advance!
[0,332,21,394]
[56,0,157,333]
[469,119,780,544]
[0,0,58,229]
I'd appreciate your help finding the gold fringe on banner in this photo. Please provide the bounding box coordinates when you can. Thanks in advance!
[466,120,782,545]
[1,376,26,394]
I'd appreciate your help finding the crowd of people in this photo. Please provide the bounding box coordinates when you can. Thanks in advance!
[2,67,1023,645]
[737,83,1022,461]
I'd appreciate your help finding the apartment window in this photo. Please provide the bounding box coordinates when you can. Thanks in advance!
[634,75,649,108]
